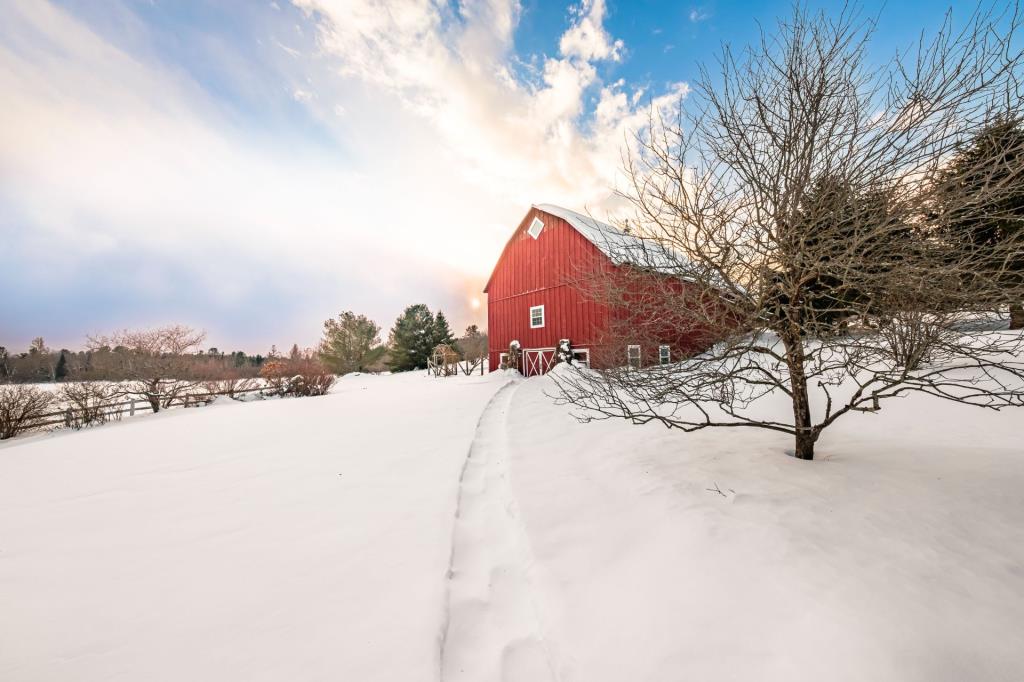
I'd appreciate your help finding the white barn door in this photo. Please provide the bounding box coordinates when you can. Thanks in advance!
[522,348,555,377]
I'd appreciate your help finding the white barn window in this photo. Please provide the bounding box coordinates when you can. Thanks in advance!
[627,344,641,369]
[659,345,671,365]
[530,305,545,328]
[527,217,544,239]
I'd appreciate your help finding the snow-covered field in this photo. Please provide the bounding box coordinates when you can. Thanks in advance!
[1,368,1022,681]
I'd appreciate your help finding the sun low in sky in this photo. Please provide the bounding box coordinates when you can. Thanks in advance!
[0,0,952,351]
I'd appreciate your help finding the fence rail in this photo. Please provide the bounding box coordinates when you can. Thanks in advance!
[14,385,278,435]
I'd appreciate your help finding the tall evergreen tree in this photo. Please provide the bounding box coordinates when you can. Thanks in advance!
[387,304,437,371]
[319,311,383,374]
[54,351,68,381]
[775,175,913,332]
[933,116,1024,328]
[431,311,456,348]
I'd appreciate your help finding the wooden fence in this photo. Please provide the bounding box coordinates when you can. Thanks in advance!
[24,385,273,433]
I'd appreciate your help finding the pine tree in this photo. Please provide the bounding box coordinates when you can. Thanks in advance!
[319,311,383,374]
[768,175,912,333]
[431,311,456,348]
[54,352,68,381]
[387,304,436,371]
[934,116,1024,328]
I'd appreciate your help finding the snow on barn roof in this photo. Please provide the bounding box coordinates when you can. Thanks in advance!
[533,203,681,270]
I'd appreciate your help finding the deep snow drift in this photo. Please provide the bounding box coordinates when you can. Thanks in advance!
[1,367,1022,681]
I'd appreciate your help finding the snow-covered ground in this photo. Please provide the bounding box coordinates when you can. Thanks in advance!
[1,367,1022,681]
[0,371,511,681]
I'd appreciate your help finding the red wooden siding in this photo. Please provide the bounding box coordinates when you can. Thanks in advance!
[486,207,610,370]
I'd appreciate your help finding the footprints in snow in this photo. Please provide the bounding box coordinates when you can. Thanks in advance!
[441,383,557,682]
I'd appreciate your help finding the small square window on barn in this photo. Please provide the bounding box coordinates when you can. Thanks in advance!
[530,305,545,328]
[659,345,671,365]
[527,217,544,239]
[627,344,641,369]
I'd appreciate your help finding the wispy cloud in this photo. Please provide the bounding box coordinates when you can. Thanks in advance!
[294,0,686,210]
[689,7,710,23]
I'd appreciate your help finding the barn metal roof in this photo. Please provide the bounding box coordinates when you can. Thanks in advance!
[532,204,681,270]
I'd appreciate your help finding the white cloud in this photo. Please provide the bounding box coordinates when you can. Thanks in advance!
[559,0,623,62]
[293,0,685,212]
[689,7,710,23]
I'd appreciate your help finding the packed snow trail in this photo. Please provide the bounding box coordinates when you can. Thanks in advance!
[440,379,558,682]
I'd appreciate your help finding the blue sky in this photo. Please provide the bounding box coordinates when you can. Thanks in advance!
[0,0,981,352]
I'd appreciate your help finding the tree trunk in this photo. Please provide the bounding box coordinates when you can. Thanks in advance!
[782,331,816,460]
[1010,303,1024,330]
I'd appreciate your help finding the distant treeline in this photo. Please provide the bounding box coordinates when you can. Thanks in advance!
[1,301,488,385]
[0,337,267,384]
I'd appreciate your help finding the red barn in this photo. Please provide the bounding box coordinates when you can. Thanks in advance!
[484,204,705,376]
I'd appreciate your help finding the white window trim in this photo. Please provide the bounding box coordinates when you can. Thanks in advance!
[659,345,671,365]
[527,217,544,239]
[530,305,545,329]
[573,348,591,368]
[627,344,641,368]
[499,352,509,368]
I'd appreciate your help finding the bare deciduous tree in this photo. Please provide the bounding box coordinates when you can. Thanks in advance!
[555,4,1024,460]
[87,325,206,412]
[456,325,488,375]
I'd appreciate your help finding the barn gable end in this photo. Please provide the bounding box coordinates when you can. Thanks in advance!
[485,206,613,374]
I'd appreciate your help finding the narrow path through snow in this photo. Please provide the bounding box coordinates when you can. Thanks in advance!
[440,380,558,682]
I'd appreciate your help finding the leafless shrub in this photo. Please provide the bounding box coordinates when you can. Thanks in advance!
[0,385,54,440]
[555,3,1024,460]
[58,382,117,428]
[260,354,335,397]
[197,362,258,400]
[259,359,292,396]
[290,372,336,397]
[287,356,336,396]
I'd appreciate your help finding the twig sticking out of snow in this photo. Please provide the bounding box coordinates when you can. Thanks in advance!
[706,482,727,498]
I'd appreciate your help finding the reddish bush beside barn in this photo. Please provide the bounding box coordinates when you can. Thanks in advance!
[484,204,712,375]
